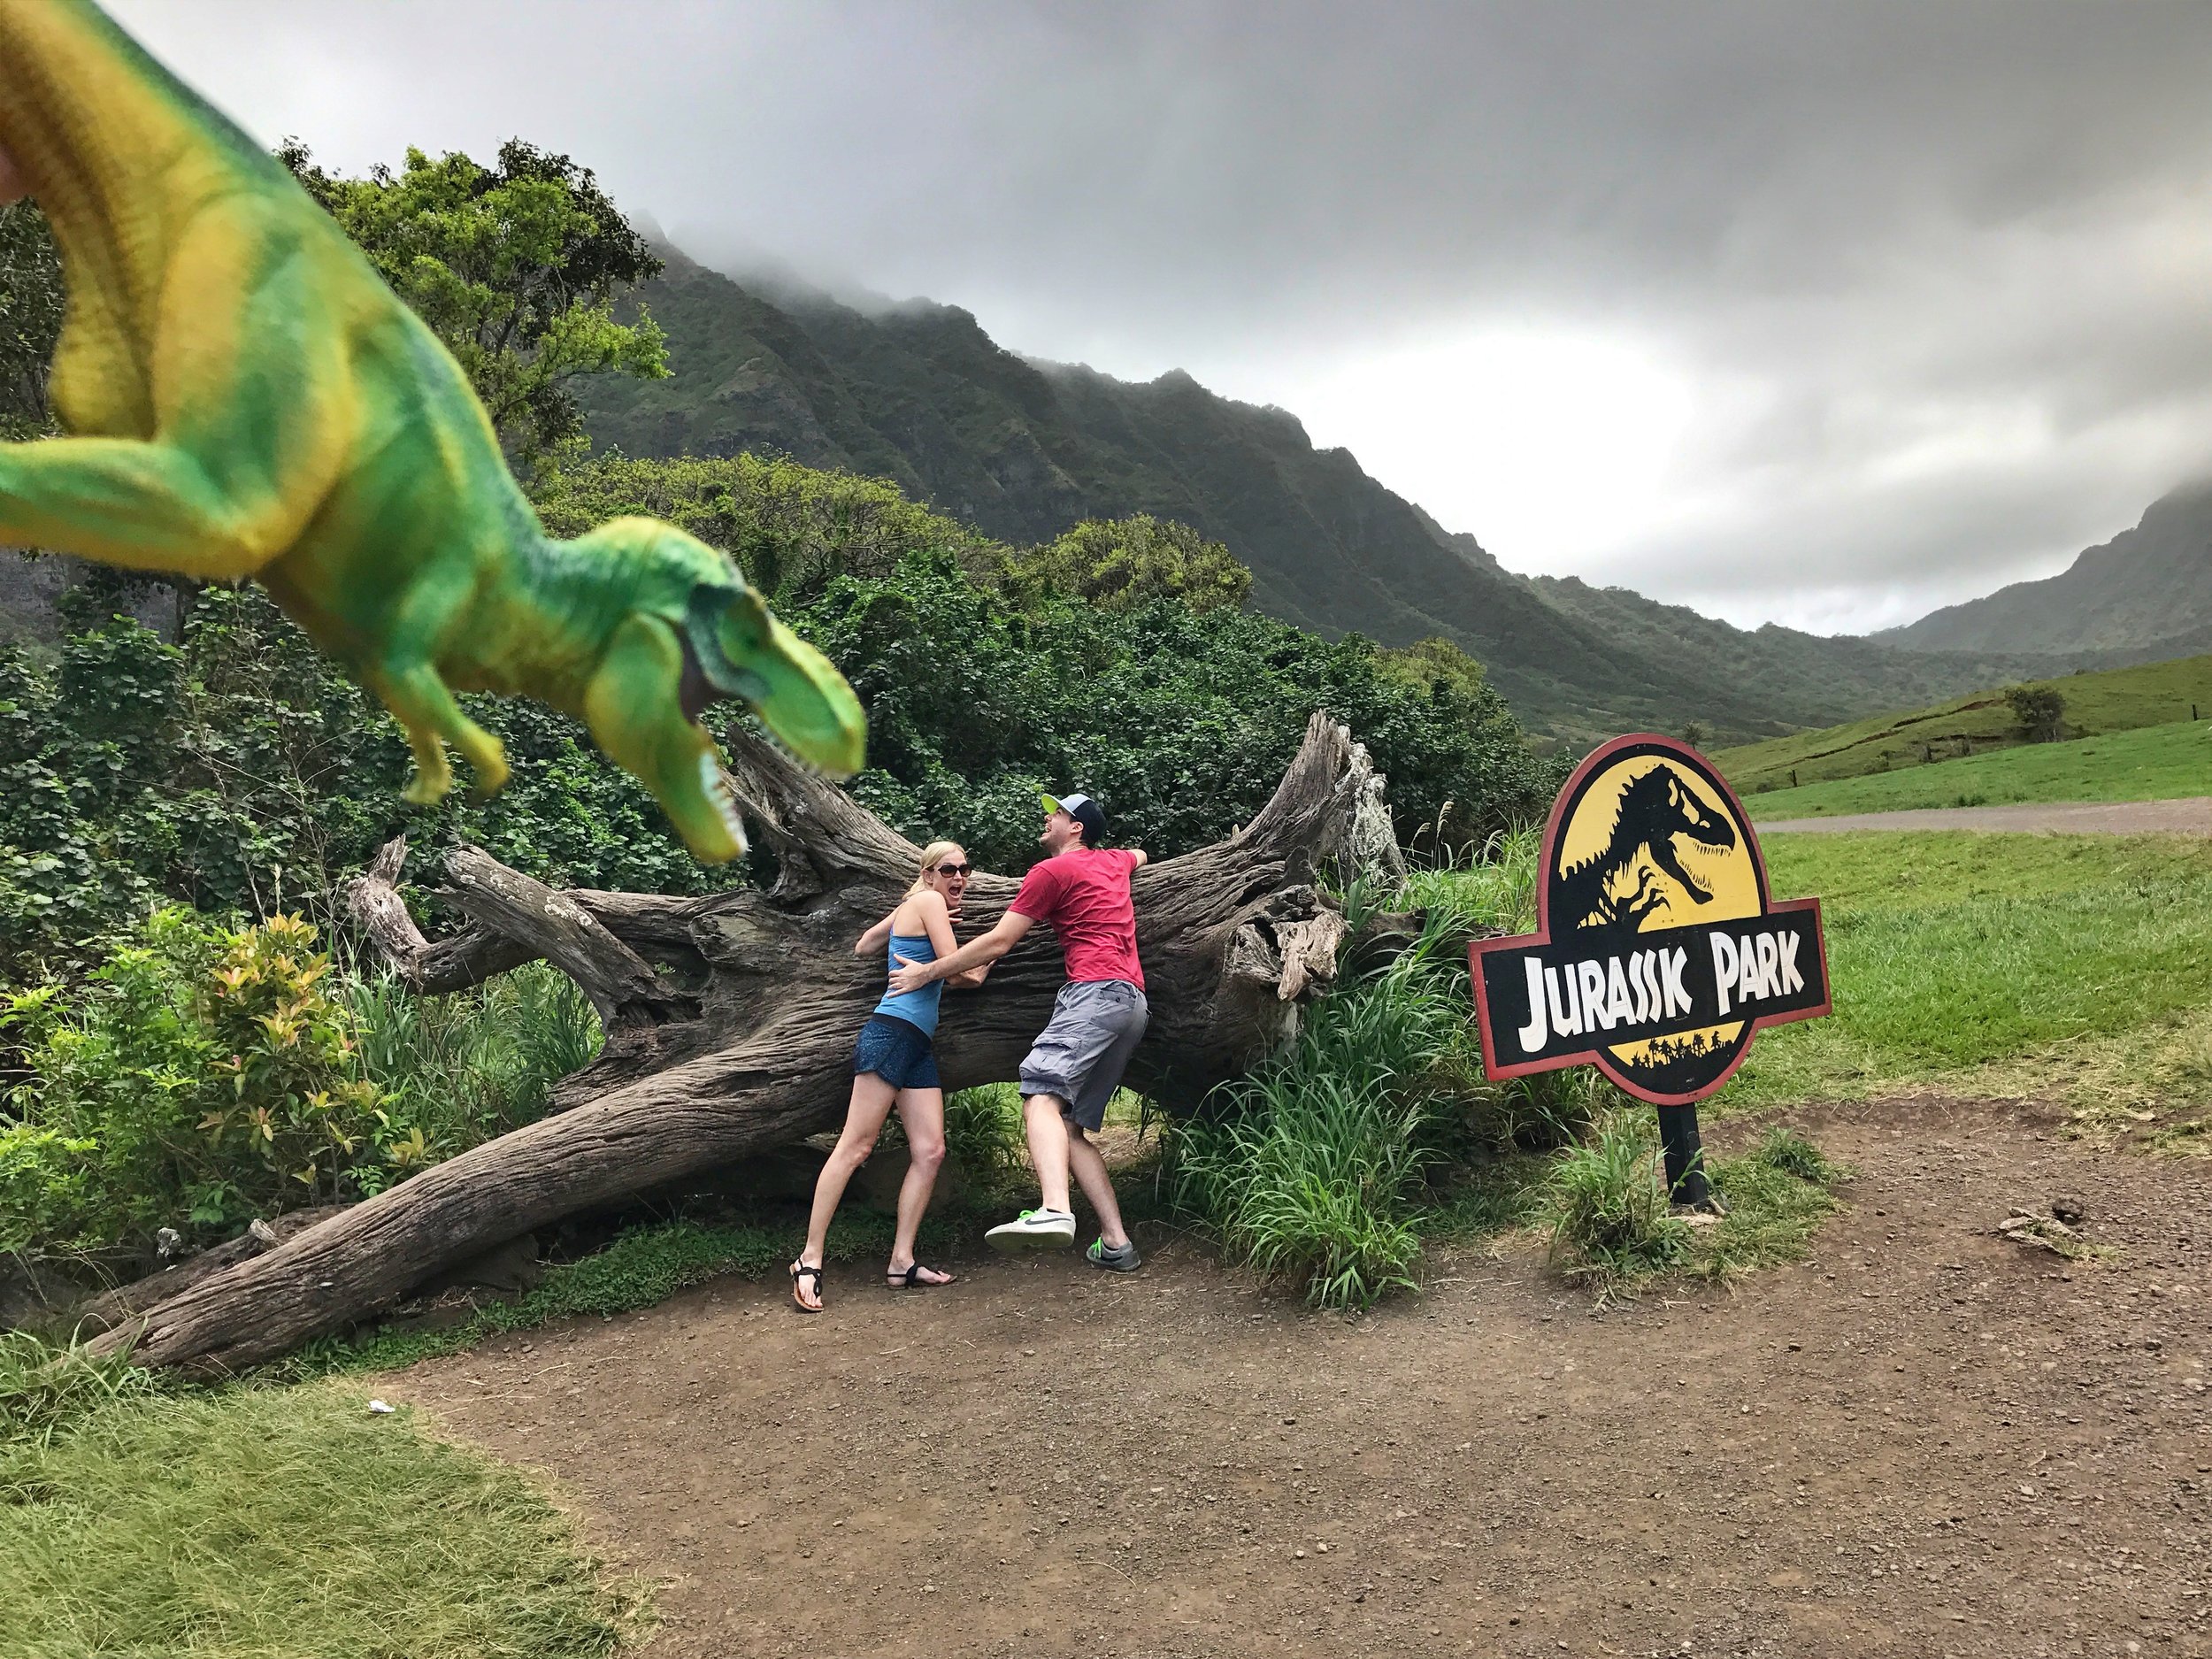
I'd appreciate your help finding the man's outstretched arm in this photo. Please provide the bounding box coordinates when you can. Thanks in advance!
[888,910,1034,994]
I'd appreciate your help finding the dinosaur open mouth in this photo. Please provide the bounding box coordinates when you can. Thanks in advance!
[697,751,749,853]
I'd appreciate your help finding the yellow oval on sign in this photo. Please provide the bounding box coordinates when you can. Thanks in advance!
[1548,746,1765,1095]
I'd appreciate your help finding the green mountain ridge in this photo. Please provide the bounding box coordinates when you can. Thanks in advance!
[580,243,2105,743]
[1881,480,2212,656]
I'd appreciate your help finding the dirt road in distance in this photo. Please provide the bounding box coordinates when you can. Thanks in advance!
[1761,796,2212,836]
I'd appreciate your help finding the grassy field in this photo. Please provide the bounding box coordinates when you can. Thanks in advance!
[1740,718,2211,820]
[0,1353,641,1659]
[1715,650,2212,796]
[1727,830,2212,1133]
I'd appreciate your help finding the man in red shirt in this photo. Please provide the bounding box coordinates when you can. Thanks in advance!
[887,790,1148,1269]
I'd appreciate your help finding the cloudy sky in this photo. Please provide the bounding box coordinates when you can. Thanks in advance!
[111,1,2212,633]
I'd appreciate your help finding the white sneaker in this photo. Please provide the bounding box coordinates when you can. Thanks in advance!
[986,1208,1078,1252]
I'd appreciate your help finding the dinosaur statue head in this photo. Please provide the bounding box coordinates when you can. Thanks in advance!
[1625,762,1737,905]
[565,518,865,864]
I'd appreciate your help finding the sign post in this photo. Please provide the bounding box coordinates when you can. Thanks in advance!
[1470,735,1832,1207]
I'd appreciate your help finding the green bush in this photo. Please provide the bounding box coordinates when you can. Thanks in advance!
[2,910,390,1253]
[2,914,597,1256]
[991,513,1252,615]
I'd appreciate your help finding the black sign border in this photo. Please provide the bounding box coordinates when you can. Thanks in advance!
[1468,733,1833,1106]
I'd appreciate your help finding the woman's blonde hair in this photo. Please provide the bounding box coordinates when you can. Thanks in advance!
[906,841,968,897]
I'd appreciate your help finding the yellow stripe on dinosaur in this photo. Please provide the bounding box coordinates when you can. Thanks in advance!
[0,0,865,863]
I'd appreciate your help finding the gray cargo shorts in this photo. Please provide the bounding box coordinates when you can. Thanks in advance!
[1019,979,1149,1132]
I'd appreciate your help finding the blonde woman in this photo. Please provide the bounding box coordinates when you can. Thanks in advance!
[790,841,987,1312]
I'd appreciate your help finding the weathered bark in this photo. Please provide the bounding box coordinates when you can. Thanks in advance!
[74,1205,346,1335]
[96,715,1401,1374]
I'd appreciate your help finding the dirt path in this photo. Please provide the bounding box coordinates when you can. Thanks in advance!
[1761,797,2212,835]
[388,1099,2212,1658]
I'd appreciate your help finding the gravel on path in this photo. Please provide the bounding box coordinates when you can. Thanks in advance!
[1761,795,2212,836]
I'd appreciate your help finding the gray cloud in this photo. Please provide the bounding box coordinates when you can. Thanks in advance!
[107,0,2212,632]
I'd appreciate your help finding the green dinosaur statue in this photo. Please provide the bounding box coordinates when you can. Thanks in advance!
[0,0,864,863]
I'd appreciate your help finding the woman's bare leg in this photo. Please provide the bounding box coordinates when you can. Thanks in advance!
[793,1072,897,1310]
[887,1088,951,1283]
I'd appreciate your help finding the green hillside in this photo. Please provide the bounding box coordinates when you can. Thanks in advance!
[1740,718,2211,820]
[1883,479,2212,656]
[1715,651,2212,797]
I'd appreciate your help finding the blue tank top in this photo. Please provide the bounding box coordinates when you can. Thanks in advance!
[872,933,942,1037]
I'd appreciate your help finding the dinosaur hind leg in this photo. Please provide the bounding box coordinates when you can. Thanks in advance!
[368,663,509,806]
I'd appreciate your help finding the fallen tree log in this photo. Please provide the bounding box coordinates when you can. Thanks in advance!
[96,714,1402,1373]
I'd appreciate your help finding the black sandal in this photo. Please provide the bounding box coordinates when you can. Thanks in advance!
[789,1259,825,1313]
[886,1262,954,1289]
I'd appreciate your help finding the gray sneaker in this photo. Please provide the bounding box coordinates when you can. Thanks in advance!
[986,1208,1077,1252]
[1087,1236,1141,1272]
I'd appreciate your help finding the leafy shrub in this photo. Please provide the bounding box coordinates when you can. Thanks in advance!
[801,550,1558,872]
[1539,1109,1694,1292]
[1,910,393,1253]
[992,514,1252,615]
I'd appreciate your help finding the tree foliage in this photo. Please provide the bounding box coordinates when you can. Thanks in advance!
[532,450,1002,605]
[2005,684,2065,743]
[1,452,1557,972]
[991,513,1252,614]
[277,137,670,466]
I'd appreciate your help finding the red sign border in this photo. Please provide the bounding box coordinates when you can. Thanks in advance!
[1467,733,1834,1106]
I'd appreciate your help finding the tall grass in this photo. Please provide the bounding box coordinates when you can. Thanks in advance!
[1537,1114,1847,1301]
[1173,830,1583,1309]
[342,964,602,1187]
[942,1083,1027,1182]
[1539,1109,1694,1291]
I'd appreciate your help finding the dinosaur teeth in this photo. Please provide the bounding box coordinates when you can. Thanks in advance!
[698,752,749,856]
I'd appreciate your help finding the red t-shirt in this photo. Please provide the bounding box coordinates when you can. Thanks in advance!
[1009,847,1144,989]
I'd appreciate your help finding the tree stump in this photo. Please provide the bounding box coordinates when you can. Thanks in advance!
[93,714,1400,1373]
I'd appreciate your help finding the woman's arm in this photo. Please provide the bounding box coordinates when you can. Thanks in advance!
[854,904,901,956]
[913,891,992,988]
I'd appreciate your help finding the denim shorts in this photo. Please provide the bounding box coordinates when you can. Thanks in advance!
[852,1013,940,1092]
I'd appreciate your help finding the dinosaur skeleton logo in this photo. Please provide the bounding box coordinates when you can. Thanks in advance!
[1471,735,1832,1105]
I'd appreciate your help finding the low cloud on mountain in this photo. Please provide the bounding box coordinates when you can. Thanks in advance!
[110,0,2212,633]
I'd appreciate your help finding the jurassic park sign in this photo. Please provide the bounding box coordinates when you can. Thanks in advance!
[1470,734,1832,1106]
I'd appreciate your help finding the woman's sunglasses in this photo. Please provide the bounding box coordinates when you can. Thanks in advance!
[934,863,973,879]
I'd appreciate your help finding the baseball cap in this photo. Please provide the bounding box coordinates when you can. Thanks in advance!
[1041,789,1109,844]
